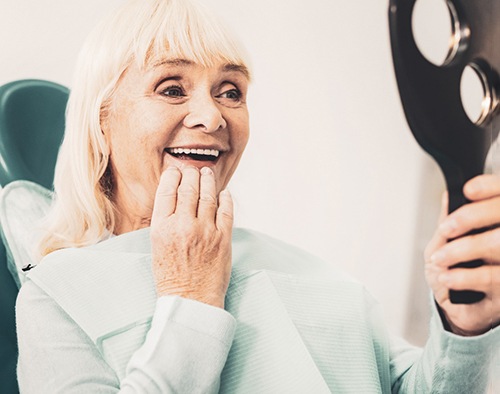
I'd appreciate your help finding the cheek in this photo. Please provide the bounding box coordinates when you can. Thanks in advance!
[109,112,167,158]
[231,113,250,152]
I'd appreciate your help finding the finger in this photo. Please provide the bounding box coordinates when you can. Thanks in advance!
[438,197,500,239]
[439,191,448,223]
[438,265,499,293]
[151,167,182,223]
[216,189,233,232]
[175,166,200,217]
[464,174,500,201]
[424,192,449,263]
[430,227,500,267]
[197,167,217,221]
[425,230,447,264]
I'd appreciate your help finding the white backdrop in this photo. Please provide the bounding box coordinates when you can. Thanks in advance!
[0,0,448,343]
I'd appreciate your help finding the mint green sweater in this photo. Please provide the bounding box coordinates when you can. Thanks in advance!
[16,228,499,393]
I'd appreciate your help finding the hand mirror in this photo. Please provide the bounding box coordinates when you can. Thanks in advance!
[389,0,500,304]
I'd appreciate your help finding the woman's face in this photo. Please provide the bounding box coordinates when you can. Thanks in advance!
[102,57,250,219]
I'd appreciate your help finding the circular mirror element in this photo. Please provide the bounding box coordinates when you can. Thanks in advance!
[460,64,492,125]
[412,0,460,66]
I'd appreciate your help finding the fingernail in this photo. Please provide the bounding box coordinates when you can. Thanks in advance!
[201,167,213,175]
[441,192,448,206]
[430,250,446,264]
[439,219,457,235]
[438,273,452,285]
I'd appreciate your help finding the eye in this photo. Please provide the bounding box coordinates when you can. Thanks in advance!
[216,85,243,106]
[160,85,186,98]
[219,89,242,100]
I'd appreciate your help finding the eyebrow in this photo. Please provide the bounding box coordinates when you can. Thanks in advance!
[222,63,250,79]
[152,58,250,79]
[152,58,194,68]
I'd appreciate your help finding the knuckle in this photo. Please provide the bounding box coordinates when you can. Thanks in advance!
[424,243,435,263]
[156,185,178,198]
[480,266,493,283]
[199,193,217,205]
[485,228,500,260]
[219,210,234,222]
[455,237,470,257]
[453,270,468,286]
[151,213,169,230]
[489,227,500,244]
[452,211,468,229]
[494,266,500,284]
[177,183,198,196]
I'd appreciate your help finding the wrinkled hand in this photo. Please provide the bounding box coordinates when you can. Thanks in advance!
[425,174,500,336]
[150,166,233,309]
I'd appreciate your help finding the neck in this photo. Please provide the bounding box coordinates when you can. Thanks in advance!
[112,184,153,235]
[114,213,151,235]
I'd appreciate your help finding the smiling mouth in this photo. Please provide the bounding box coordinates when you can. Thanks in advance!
[165,147,221,162]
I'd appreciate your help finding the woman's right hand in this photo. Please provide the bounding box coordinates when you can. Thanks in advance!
[150,166,234,309]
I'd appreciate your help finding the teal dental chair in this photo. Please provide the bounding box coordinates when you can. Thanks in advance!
[0,79,68,394]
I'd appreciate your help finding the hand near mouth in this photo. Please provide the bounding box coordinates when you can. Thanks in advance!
[150,166,233,309]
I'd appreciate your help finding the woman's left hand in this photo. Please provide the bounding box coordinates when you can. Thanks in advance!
[425,174,500,336]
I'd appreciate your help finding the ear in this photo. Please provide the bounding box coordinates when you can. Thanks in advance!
[99,101,113,156]
[101,135,111,157]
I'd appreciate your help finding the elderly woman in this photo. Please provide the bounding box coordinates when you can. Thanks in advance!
[16,0,499,392]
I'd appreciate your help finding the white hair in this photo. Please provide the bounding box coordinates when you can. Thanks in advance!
[39,0,250,257]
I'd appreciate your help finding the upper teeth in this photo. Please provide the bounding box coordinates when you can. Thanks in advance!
[168,148,220,157]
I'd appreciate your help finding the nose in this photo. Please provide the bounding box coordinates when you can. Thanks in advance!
[183,93,227,133]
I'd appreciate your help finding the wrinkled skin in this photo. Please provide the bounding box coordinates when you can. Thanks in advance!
[151,166,233,308]
[103,58,249,308]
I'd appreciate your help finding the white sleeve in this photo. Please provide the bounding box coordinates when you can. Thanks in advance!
[16,280,236,394]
